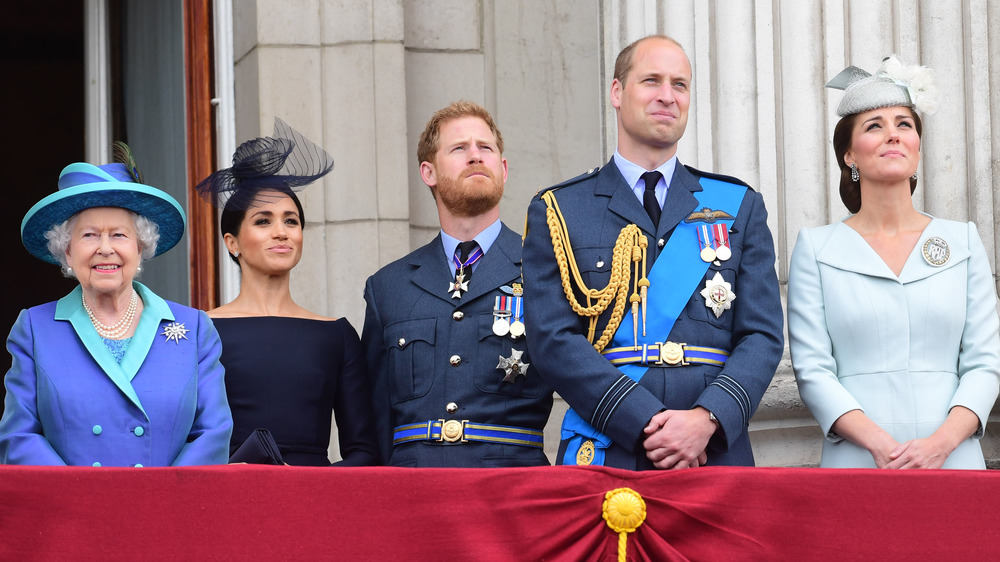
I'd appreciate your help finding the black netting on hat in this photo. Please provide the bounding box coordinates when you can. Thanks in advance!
[196,117,334,210]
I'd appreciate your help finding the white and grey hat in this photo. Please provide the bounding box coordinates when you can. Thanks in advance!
[826,55,939,117]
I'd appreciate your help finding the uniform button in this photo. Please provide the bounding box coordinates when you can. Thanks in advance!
[92,462,102,467]
[133,426,145,437]
[449,355,462,366]
[446,402,458,413]
[596,260,604,268]
[134,464,143,468]
[452,311,464,321]
[92,425,102,435]
[658,239,665,248]
[398,338,406,347]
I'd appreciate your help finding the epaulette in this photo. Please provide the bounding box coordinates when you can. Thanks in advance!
[534,166,602,198]
[683,164,754,190]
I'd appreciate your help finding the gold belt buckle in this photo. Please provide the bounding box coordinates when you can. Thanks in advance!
[439,419,468,443]
[656,341,688,366]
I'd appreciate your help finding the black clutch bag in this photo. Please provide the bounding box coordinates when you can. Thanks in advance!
[229,428,285,465]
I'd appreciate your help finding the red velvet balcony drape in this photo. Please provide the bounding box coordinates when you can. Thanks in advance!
[2,465,999,560]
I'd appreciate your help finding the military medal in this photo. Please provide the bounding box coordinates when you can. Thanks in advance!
[497,348,529,383]
[449,272,470,299]
[698,225,716,262]
[700,271,736,318]
[714,223,732,261]
[921,236,950,266]
[493,296,512,336]
[449,244,484,299]
[509,283,525,338]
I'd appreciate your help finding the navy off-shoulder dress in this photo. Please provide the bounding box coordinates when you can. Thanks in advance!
[214,316,379,466]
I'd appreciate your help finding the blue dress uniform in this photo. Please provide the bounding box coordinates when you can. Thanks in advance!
[522,159,783,469]
[362,223,553,467]
[0,282,233,467]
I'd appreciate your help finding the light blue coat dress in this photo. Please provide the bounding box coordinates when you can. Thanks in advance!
[788,217,1000,468]
[0,282,233,467]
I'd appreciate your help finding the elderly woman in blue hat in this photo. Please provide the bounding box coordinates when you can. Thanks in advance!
[788,56,1000,469]
[0,144,233,466]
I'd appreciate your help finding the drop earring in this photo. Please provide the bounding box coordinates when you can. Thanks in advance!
[850,163,859,182]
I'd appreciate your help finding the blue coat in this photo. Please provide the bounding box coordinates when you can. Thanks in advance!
[0,282,233,467]
[362,224,553,467]
[789,218,1000,468]
[522,160,784,468]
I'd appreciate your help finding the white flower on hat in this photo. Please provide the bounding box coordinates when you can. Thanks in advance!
[879,55,939,115]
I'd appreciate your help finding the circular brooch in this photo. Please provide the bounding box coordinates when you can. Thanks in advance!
[921,237,950,267]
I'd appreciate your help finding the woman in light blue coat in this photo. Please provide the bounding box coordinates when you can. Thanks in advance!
[788,56,1000,469]
[0,145,233,467]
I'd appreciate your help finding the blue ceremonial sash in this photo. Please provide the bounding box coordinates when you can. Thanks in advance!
[562,177,748,465]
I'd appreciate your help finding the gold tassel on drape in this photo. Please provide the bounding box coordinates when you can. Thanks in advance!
[603,487,647,562]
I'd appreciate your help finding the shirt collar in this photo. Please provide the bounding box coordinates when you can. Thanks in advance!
[440,218,502,260]
[613,150,677,191]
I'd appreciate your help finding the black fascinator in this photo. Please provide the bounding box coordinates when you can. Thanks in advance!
[196,117,334,210]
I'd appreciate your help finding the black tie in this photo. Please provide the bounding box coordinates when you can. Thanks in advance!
[641,171,663,227]
[455,240,480,283]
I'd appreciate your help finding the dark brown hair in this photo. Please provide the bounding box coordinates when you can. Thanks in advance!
[220,187,305,267]
[832,108,922,213]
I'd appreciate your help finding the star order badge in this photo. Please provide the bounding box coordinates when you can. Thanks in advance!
[162,322,189,344]
[497,348,529,383]
[700,271,735,318]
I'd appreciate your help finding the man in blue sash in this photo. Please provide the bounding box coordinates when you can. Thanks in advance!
[523,35,783,469]
[363,102,553,467]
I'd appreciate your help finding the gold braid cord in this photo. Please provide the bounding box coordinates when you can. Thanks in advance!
[542,190,648,353]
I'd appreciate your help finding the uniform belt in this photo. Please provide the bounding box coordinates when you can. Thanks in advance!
[601,341,729,367]
[393,420,544,449]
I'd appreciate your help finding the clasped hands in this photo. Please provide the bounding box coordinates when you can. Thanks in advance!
[642,407,717,469]
[871,435,951,469]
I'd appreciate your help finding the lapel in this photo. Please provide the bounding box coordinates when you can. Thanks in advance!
[899,218,971,283]
[408,234,458,306]
[54,282,171,417]
[601,158,702,239]
[659,164,702,239]
[602,159,656,235]
[816,219,971,283]
[407,226,523,307]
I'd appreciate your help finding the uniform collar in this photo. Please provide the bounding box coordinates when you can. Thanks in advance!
[440,218,502,262]
[613,150,677,192]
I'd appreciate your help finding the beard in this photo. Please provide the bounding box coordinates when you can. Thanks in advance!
[434,164,504,218]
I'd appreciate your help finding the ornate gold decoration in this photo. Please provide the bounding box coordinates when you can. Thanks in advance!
[576,439,595,465]
[603,487,647,562]
[542,191,649,352]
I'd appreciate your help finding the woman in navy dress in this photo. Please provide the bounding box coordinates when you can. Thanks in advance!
[198,119,378,466]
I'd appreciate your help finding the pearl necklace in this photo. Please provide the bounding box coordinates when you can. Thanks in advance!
[82,289,139,339]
